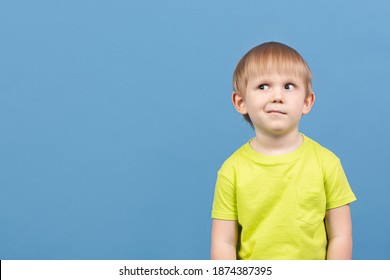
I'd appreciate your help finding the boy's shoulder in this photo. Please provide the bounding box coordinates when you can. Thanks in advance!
[218,141,249,172]
[305,135,341,162]
[219,135,342,171]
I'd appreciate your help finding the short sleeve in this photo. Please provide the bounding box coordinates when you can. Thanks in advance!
[211,170,238,220]
[324,159,357,209]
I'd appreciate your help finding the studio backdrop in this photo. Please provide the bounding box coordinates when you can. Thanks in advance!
[0,0,389,259]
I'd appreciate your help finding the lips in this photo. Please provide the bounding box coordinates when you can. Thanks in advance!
[267,109,286,114]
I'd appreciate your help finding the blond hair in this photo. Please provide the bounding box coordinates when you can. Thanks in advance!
[232,42,313,125]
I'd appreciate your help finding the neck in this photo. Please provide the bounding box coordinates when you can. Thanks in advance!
[250,130,303,156]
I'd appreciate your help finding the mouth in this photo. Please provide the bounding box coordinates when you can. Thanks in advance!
[267,110,286,115]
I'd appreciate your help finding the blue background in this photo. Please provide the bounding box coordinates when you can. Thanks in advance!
[1,0,389,260]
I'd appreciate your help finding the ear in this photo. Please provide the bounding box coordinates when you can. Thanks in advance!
[302,92,315,115]
[232,92,248,115]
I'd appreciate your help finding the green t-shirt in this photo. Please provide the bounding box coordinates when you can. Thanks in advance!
[211,135,356,260]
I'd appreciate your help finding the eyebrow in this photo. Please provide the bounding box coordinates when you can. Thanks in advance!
[251,76,303,84]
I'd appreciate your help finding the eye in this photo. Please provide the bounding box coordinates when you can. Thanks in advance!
[284,83,296,90]
[258,84,270,90]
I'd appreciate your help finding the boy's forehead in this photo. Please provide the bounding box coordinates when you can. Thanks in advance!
[248,70,305,83]
[233,43,312,93]
[247,55,307,74]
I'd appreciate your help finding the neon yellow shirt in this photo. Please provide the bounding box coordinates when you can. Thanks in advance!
[212,135,356,260]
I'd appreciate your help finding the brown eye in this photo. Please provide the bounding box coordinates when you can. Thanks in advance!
[284,83,295,90]
[259,84,270,90]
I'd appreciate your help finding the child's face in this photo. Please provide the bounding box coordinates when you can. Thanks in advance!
[233,72,314,137]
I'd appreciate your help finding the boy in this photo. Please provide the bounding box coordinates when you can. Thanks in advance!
[211,42,356,260]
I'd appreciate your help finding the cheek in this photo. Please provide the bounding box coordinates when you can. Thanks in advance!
[248,96,267,107]
[247,102,265,114]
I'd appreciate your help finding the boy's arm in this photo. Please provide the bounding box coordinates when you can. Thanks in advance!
[211,219,238,260]
[325,204,353,260]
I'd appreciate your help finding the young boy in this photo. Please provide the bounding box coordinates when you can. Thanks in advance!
[211,42,356,260]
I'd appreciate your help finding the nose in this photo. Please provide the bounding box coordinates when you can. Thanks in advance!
[269,89,284,103]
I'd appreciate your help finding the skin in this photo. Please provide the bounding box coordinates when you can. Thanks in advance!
[211,72,353,260]
[233,72,314,155]
[210,219,238,260]
[325,204,353,259]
